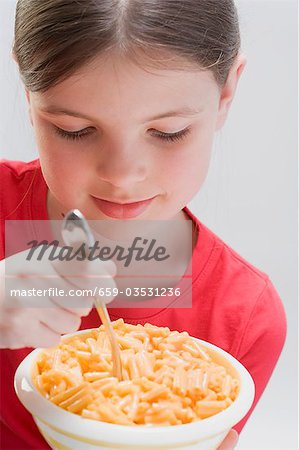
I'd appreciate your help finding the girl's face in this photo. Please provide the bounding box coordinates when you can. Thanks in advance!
[26,53,245,221]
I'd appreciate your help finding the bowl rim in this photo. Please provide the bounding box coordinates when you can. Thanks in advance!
[14,329,255,446]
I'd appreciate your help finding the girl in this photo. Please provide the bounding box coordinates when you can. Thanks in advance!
[0,0,286,449]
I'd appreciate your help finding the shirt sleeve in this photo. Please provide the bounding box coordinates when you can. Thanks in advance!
[233,277,287,434]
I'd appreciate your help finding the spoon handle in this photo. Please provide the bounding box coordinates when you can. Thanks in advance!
[94,299,123,380]
[62,209,123,381]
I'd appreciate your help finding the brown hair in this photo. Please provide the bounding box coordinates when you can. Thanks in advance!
[13,0,241,92]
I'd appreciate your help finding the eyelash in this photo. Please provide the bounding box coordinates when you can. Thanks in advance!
[54,126,191,143]
[149,127,191,143]
[54,126,93,141]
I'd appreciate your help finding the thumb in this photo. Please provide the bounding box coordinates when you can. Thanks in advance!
[217,429,239,450]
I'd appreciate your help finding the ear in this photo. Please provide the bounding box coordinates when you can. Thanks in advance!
[25,89,30,103]
[215,53,247,131]
[11,47,17,64]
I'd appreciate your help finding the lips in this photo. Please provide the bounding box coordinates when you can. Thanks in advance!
[91,196,157,219]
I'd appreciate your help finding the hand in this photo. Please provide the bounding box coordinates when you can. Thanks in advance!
[217,429,239,449]
[0,244,116,349]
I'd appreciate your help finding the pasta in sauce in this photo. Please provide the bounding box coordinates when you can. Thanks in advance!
[34,320,239,426]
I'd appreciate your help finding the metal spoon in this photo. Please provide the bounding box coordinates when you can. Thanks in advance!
[61,209,123,381]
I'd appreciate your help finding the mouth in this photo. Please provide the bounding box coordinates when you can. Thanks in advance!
[91,195,157,219]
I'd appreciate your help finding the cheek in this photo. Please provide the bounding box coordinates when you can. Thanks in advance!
[34,126,89,197]
[34,120,83,168]
[163,134,213,195]
[39,144,77,187]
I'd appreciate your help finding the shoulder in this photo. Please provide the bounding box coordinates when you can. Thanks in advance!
[0,159,48,260]
[1,158,40,181]
[186,207,286,349]
[187,205,269,290]
[0,159,41,220]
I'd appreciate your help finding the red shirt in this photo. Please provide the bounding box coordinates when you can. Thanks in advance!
[0,159,287,449]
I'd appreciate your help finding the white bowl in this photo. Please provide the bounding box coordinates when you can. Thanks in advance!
[14,330,255,450]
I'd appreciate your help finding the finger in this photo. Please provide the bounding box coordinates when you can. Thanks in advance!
[39,307,81,335]
[99,259,117,277]
[5,309,62,349]
[29,322,62,348]
[13,245,64,276]
[0,309,36,349]
[51,294,94,317]
[44,276,96,315]
[7,274,93,315]
[53,258,117,290]
[43,278,95,314]
[217,429,239,450]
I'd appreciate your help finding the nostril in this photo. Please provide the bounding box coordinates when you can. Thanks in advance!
[96,158,147,187]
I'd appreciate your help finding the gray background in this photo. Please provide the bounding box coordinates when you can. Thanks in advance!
[0,0,298,449]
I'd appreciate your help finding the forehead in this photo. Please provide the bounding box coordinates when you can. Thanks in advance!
[32,54,220,120]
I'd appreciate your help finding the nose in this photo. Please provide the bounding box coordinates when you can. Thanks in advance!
[96,141,147,188]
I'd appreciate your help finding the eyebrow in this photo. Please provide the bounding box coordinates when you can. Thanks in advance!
[39,106,203,122]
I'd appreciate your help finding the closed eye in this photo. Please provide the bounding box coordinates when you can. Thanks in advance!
[54,126,95,141]
[149,127,191,143]
[53,125,191,143]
